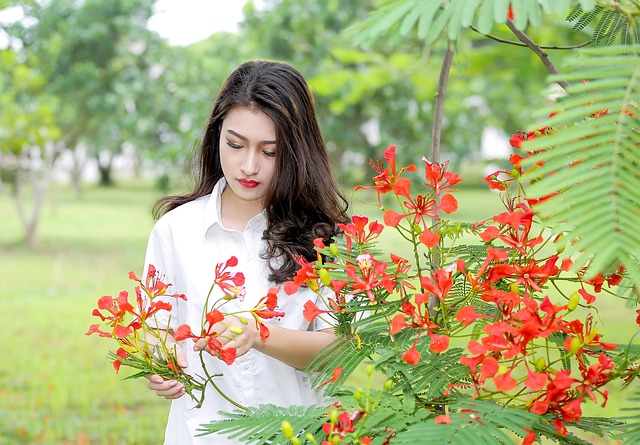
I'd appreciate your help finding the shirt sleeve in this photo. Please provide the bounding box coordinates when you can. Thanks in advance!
[142,219,180,332]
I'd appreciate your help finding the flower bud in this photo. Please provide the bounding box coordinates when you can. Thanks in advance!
[306,433,317,444]
[568,337,582,354]
[511,166,520,179]
[384,379,393,390]
[332,437,340,445]
[497,364,509,375]
[237,316,248,325]
[229,326,244,335]
[281,420,294,439]
[567,292,580,312]
[353,388,364,402]
[291,438,301,445]
[509,283,521,295]
[534,357,546,372]
[329,408,339,424]
[330,243,339,257]
[366,364,375,377]
[318,268,332,286]
[554,234,566,253]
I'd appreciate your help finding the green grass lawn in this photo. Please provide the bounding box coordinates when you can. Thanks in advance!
[0,178,637,444]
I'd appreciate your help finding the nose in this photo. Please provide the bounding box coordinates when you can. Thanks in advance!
[240,149,259,176]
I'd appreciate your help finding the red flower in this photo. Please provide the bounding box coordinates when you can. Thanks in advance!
[338,215,384,247]
[390,313,408,335]
[493,369,517,391]
[284,255,321,295]
[434,414,452,424]
[429,333,450,354]
[354,145,417,205]
[318,367,344,387]
[509,131,525,149]
[422,159,462,196]
[213,256,246,299]
[383,193,457,229]
[420,269,453,303]
[303,300,329,322]
[402,340,421,365]
[174,324,198,341]
[418,229,440,247]
[522,429,536,445]
[455,305,485,327]
[345,253,393,302]
[525,367,548,391]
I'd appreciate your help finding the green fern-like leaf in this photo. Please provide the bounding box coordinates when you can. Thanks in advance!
[566,2,639,46]
[532,415,598,445]
[609,388,640,441]
[306,335,377,389]
[196,404,328,444]
[521,44,640,288]
[385,347,470,400]
[348,0,598,46]
[392,399,542,444]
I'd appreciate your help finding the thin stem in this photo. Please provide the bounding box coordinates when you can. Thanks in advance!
[199,351,249,411]
[505,19,570,92]
[470,25,592,49]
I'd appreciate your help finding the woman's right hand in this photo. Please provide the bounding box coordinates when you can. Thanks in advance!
[145,342,188,399]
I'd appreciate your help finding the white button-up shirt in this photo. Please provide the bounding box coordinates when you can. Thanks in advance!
[143,179,331,444]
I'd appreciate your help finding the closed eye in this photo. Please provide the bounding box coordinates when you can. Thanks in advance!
[262,150,276,158]
[226,140,242,149]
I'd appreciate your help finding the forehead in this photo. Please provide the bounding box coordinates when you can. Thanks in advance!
[221,107,276,139]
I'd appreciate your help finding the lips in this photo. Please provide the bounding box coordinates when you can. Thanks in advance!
[238,178,260,189]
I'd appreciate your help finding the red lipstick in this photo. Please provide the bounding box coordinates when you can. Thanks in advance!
[238,178,259,188]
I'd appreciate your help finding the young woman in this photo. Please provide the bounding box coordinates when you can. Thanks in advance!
[143,60,349,444]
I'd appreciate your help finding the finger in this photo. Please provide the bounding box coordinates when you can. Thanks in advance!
[148,379,185,397]
[193,337,207,352]
[145,374,164,384]
[175,346,188,368]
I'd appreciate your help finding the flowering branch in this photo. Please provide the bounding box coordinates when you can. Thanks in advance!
[88,257,286,411]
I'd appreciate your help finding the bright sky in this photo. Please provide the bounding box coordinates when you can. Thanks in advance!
[148,0,249,46]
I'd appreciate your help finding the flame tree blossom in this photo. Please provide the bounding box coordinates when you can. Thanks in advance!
[272,144,639,443]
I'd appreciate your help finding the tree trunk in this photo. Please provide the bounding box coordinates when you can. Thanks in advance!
[7,144,61,248]
[69,144,87,199]
[428,45,454,315]
[97,151,114,187]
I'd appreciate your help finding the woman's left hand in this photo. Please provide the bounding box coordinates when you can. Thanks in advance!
[192,316,261,358]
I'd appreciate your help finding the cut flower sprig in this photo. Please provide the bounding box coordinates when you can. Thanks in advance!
[87,256,285,411]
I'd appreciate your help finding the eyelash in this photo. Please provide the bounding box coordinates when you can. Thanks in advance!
[226,141,276,158]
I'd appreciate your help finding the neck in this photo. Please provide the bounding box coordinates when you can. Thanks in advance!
[220,188,263,231]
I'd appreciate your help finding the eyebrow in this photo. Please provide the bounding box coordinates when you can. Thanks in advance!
[227,129,277,145]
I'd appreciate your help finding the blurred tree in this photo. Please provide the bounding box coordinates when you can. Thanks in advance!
[13,0,164,190]
[0,48,62,247]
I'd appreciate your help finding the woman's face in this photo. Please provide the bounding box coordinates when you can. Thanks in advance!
[219,106,277,212]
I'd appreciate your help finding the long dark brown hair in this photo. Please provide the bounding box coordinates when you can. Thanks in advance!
[153,60,349,283]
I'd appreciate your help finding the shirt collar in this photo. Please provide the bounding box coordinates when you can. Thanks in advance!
[203,178,267,240]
